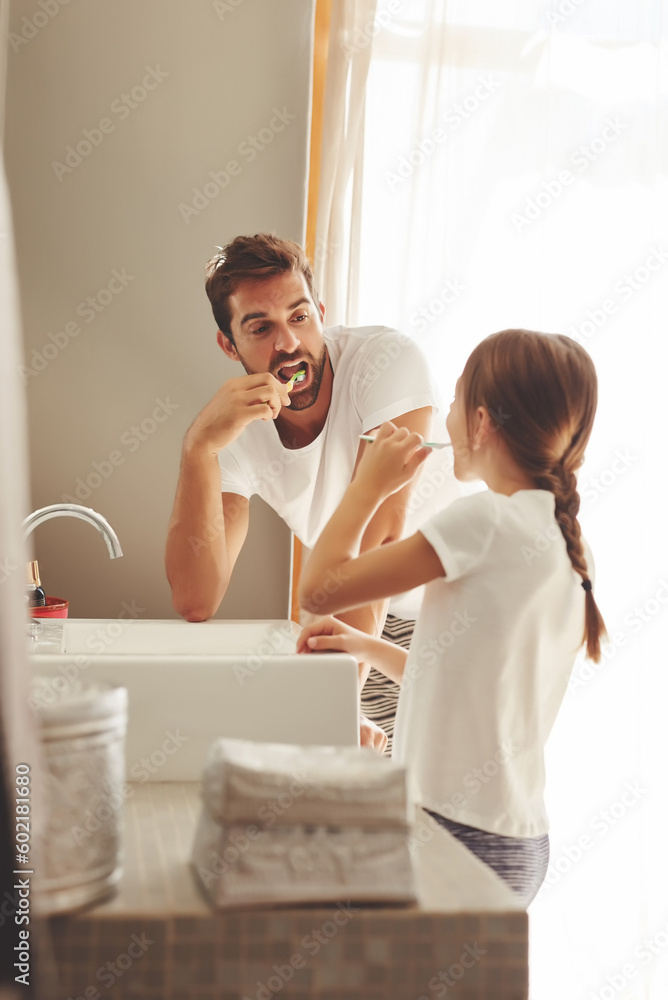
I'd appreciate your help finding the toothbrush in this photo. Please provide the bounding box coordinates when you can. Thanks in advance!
[286,368,307,390]
[359,434,452,450]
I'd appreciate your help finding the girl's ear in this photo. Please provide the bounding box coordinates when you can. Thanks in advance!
[470,406,493,450]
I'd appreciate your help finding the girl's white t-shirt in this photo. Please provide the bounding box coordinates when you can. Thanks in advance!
[218,324,460,618]
[392,488,591,838]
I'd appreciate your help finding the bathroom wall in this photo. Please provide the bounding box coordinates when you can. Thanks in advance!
[4,0,314,619]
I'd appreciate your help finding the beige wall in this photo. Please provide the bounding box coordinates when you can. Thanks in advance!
[5,0,314,620]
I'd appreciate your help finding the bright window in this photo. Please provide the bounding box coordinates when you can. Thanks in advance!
[354,4,668,997]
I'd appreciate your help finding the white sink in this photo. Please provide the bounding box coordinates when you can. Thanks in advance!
[52,617,300,655]
[30,619,360,780]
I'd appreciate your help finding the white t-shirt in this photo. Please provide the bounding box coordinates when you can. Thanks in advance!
[392,488,591,838]
[218,324,460,617]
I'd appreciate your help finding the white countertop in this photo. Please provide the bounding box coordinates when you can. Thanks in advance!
[85,782,521,918]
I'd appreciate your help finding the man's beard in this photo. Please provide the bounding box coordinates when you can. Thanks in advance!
[238,344,329,411]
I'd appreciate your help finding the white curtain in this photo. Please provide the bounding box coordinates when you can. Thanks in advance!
[318,1,668,997]
[314,0,378,324]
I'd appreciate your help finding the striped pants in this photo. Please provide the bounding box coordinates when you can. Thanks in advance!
[360,613,414,756]
[425,810,550,907]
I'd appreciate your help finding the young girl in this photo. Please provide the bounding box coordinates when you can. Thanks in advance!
[297,328,606,906]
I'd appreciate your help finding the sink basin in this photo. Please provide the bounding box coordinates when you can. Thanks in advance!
[50,617,300,655]
[30,619,360,780]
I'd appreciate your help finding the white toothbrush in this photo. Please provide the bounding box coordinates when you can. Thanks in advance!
[359,434,452,450]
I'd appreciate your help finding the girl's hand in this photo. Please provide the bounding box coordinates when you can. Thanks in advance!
[360,714,389,753]
[296,615,374,662]
[355,421,429,501]
[297,619,390,753]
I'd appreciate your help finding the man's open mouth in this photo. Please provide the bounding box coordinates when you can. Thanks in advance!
[277,361,308,385]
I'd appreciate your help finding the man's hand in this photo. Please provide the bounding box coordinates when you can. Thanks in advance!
[186,372,293,456]
[360,714,389,753]
[166,370,293,622]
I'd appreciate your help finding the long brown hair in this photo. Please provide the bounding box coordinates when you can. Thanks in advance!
[460,329,606,661]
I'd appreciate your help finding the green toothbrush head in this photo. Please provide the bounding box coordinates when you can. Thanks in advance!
[287,368,307,389]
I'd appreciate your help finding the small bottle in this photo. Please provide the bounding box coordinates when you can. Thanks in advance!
[27,560,47,608]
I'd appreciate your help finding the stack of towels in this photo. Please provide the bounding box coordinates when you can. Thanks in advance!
[190,738,417,908]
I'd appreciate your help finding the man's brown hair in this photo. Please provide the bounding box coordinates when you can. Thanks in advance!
[205,234,319,344]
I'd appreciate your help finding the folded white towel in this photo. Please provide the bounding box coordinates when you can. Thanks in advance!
[200,738,414,830]
[191,803,417,908]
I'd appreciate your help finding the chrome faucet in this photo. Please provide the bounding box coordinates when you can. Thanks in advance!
[23,504,123,558]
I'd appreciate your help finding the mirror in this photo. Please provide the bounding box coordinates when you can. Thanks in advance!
[5,0,315,619]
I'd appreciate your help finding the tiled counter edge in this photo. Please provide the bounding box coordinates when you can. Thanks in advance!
[46,782,528,1000]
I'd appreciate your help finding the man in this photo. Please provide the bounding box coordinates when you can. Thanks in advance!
[165,234,458,750]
